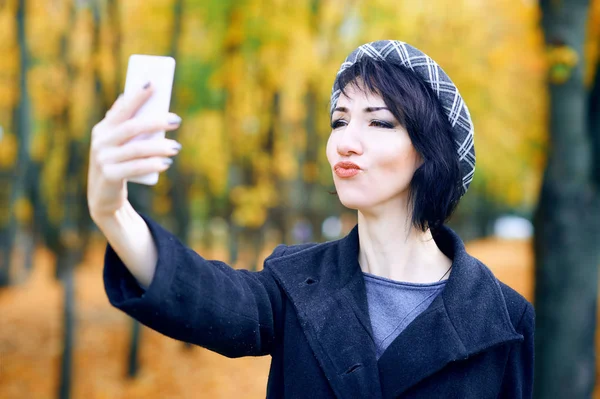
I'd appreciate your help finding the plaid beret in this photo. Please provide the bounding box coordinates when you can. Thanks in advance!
[330,40,476,195]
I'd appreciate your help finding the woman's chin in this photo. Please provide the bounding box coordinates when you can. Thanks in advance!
[337,194,372,211]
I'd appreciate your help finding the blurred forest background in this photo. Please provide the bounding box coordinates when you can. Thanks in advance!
[0,0,599,398]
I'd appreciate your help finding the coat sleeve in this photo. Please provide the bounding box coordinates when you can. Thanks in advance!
[103,212,287,358]
[498,302,535,398]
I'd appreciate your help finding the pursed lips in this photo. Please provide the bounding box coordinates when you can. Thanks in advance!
[334,161,361,178]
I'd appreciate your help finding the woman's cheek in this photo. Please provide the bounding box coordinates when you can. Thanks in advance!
[325,135,336,166]
[325,136,332,165]
[373,142,403,168]
[374,142,417,184]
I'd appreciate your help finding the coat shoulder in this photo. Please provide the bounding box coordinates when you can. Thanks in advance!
[497,277,534,332]
[266,239,338,260]
[471,257,534,333]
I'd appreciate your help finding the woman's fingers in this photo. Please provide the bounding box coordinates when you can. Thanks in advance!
[98,138,182,165]
[87,84,182,220]
[105,81,154,125]
[101,156,174,182]
[105,94,124,118]
[99,112,182,147]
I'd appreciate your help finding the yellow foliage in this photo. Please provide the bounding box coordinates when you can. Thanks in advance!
[303,162,318,183]
[68,9,95,71]
[0,0,19,13]
[548,45,580,66]
[0,48,20,110]
[273,145,298,180]
[547,45,580,84]
[28,64,69,119]
[29,128,49,163]
[154,176,172,195]
[230,183,275,228]
[68,72,95,139]
[96,9,119,103]
[0,131,18,169]
[586,0,600,87]
[3,0,558,231]
[0,8,17,51]
[41,143,66,225]
[177,14,214,60]
[118,0,177,68]
[233,206,267,228]
[0,6,19,111]
[178,110,230,196]
[251,153,273,181]
[13,197,33,224]
[26,0,70,59]
[153,195,172,216]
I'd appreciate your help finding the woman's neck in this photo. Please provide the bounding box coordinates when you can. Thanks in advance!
[357,208,452,284]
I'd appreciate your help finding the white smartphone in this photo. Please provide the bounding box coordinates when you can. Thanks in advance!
[123,54,176,185]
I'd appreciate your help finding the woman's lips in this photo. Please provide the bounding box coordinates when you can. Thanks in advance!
[334,161,361,178]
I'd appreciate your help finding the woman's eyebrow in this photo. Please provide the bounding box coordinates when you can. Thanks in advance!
[332,106,389,114]
[332,106,349,114]
[364,106,389,113]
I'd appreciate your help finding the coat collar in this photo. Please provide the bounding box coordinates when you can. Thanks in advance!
[266,224,523,398]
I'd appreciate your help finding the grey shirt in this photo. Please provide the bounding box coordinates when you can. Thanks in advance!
[362,272,448,360]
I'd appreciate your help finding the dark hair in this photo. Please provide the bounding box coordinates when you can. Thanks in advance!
[332,57,463,234]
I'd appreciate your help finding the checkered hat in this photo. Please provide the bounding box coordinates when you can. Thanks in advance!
[330,40,476,194]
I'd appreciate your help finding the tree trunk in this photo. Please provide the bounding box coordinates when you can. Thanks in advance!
[57,3,102,395]
[0,0,33,287]
[168,0,191,246]
[58,255,76,399]
[125,179,153,375]
[127,318,142,377]
[534,1,600,398]
[166,0,194,351]
[305,89,322,243]
[590,51,600,188]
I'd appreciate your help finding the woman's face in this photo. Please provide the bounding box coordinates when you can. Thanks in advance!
[326,83,422,213]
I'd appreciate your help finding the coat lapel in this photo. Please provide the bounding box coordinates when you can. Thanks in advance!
[266,224,524,399]
[267,225,383,399]
[377,226,525,397]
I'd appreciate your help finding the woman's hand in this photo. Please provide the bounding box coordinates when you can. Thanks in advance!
[87,82,182,222]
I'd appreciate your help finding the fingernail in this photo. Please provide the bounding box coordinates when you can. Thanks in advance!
[143,81,151,89]
[168,115,182,125]
[172,141,182,151]
[162,158,173,165]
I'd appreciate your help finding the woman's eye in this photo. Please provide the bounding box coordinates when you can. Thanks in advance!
[331,119,347,129]
[370,120,394,129]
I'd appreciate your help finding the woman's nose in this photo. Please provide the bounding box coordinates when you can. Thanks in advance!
[337,122,363,156]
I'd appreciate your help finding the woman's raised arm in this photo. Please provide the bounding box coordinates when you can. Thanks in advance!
[87,84,286,357]
[94,202,158,289]
[102,211,287,357]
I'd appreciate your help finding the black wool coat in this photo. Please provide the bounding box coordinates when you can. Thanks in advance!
[104,213,535,398]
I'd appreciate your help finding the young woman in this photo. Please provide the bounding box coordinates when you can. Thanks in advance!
[88,41,534,398]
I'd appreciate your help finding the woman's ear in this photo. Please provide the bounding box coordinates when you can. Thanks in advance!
[415,153,425,169]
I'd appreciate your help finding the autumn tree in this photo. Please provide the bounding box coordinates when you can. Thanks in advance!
[534,0,600,397]
[0,0,35,287]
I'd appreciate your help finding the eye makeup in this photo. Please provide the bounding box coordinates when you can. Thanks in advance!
[330,119,396,129]
[331,119,347,129]
[370,120,395,129]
